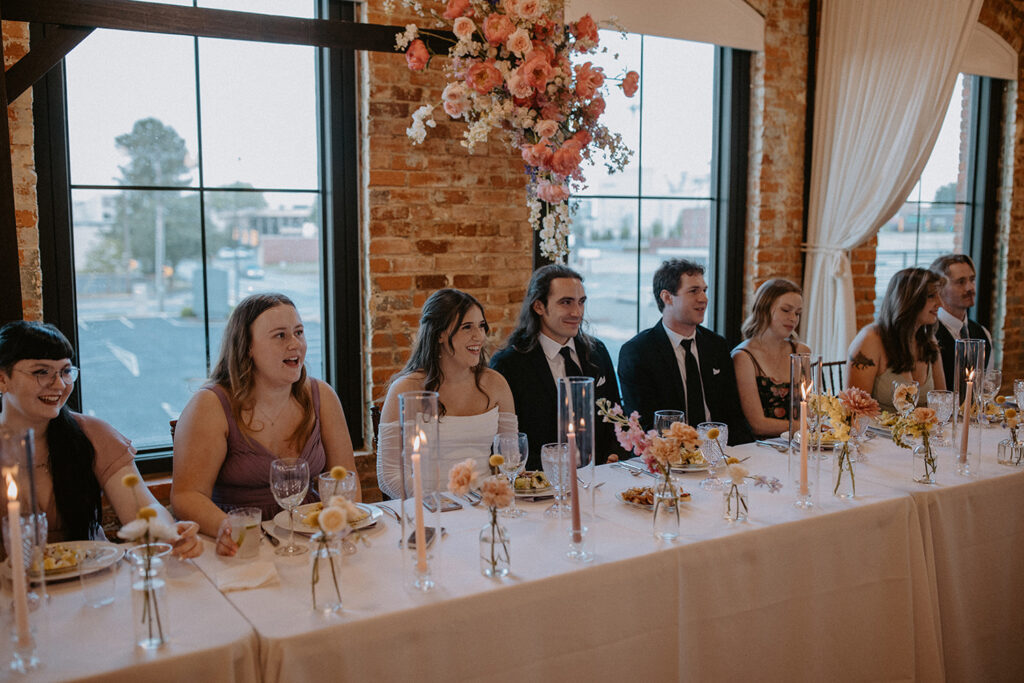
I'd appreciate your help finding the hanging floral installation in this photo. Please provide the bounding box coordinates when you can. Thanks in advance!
[393,0,639,262]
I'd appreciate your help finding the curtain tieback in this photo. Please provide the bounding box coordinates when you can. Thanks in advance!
[801,243,850,278]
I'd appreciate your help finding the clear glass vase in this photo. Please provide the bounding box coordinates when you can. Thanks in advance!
[652,476,680,540]
[722,482,748,522]
[478,519,510,578]
[130,553,169,650]
[310,532,344,613]
[913,440,938,485]
[997,438,1024,466]
[833,442,856,499]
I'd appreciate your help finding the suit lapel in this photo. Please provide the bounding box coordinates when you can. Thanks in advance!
[654,321,685,401]
[528,345,558,405]
[694,327,716,408]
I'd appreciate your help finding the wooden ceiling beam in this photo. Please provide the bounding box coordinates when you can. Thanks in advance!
[4,26,92,102]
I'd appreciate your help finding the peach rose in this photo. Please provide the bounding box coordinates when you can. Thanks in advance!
[447,458,479,497]
[483,14,514,46]
[505,27,533,57]
[537,179,570,203]
[453,17,476,40]
[550,143,583,175]
[466,60,503,94]
[521,51,553,90]
[506,71,533,99]
[405,39,429,71]
[571,129,592,148]
[521,141,553,169]
[622,70,639,97]
[587,96,606,119]
[443,0,471,20]
[515,0,542,21]
[574,62,605,99]
[572,14,599,44]
[534,119,559,139]
[444,98,470,118]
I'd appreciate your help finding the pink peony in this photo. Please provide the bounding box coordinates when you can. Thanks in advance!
[572,15,599,45]
[574,62,605,99]
[453,16,476,40]
[515,0,542,21]
[571,129,592,148]
[506,71,533,99]
[837,387,881,418]
[405,39,429,71]
[550,143,583,175]
[521,141,553,169]
[505,28,533,57]
[483,14,514,46]
[521,50,553,90]
[447,458,479,497]
[539,99,564,122]
[480,475,514,509]
[534,119,559,139]
[443,0,471,20]
[910,407,938,425]
[536,179,570,203]
[466,61,503,94]
[622,70,640,97]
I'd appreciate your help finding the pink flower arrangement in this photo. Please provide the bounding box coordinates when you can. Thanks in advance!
[643,422,702,476]
[394,0,639,261]
[480,475,514,509]
[837,387,881,418]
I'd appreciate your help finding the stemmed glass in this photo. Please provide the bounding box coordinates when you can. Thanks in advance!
[980,369,1003,423]
[697,422,728,490]
[494,432,529,518]
[892,380,919,417]
[540,442,570,518]
[927,390,955,446]
[270,458,310,556]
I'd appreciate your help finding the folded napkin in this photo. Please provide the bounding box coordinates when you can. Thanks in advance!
[216,561,280,592]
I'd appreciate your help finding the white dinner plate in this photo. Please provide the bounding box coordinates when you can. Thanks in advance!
[782,430,839,450]
[273,502,381,535]
[3,540,124,584]
[670,462,710,473]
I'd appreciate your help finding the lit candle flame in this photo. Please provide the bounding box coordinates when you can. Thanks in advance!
[967,369,975,382]
[6,474,16,500]
[801,380,811,400]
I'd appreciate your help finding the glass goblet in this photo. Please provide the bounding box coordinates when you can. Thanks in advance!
[270,458,310,556]
[697,422,728,491]
[1014,378,1024,411]
[318,469,357,502]
[494,432,529,518]
[892,379,919,417]
[980,369,1003,424]
[927,389,955,446]
[540,442,570,518]
[654,410,685,436]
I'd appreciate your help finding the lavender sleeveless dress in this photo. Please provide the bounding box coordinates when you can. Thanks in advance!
[208,380,326,519]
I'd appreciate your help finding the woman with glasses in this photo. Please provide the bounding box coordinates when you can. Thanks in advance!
[0,321,202,556]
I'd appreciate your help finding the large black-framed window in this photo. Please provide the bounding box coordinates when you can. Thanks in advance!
[567,35,749,362]
[32,0,362,471]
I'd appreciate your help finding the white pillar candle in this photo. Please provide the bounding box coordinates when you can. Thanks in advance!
[567,423,582,543]
[959,372,974,464]
[799,383,809,497]
[6,475,31,644]
[411,435,428,572]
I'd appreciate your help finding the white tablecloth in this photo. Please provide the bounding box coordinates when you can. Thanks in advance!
[0,551,259,682]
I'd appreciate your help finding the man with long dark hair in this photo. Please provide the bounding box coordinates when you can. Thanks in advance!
[618,259,753,445]
[491,265,624,468]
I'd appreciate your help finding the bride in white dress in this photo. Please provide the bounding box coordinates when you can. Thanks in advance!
[376,289,517,498]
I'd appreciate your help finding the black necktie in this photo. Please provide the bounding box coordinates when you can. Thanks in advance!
[960,323,969,339]
[680,339,706,425]
[559,346,583,377]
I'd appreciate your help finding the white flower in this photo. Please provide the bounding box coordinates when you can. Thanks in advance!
[726,464,749,485]
[318,505,348,534]
[117,518,177,542]
[394,23,419,50]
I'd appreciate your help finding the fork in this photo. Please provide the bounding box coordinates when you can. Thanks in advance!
[377,503,402,523]
[613,462,642,476]
[577,476,605,489]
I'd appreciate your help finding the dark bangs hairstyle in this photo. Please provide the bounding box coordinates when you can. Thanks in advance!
[209,293,313,452]
[400,289,491,416]
[877,267,943,373]
[0,321,101,540]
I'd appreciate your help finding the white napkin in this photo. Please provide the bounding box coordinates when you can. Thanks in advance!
[215,561,280,592]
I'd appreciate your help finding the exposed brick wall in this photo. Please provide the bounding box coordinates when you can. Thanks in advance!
[3,20,41,321]
[361,0,534,416]
[743,0,808,315]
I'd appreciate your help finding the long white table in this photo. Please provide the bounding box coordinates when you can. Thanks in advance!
[187,424,1024,682]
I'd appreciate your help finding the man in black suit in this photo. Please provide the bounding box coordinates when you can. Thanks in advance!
[929,253,993,392]
[617,258,753,446]
[490,264,624,469]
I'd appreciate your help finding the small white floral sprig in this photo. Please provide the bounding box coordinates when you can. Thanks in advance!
[392,0,639,262]
[724,463,782,493]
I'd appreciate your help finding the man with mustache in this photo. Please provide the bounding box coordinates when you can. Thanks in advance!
[618,258,753,445]
[929,253,993,392]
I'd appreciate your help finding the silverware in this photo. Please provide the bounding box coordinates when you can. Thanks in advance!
[261,526,280,547]
[377,504,401,522]
[613,462,641,476]
[756,439,789,452]
[577,476,604,490]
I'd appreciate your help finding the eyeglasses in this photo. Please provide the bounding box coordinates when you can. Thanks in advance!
[15,366,80,387]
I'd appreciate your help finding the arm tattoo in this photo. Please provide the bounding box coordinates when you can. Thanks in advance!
[850,352,875,370]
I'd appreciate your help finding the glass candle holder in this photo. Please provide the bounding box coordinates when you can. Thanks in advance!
[399,391,441,592]
[558,377,595,563]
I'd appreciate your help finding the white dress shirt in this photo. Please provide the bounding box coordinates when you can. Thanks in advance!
[662,325,710,420]
[937,307,994,369]
[538,332,581,387]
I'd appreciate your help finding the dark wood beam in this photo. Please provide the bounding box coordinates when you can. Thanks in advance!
[4,25,92,101]
[0,0,453,54]
[1,3,26,324]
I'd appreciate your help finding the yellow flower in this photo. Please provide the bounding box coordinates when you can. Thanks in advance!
[1008,417,1018,428]
[122,473,140,488]
[330,465,348,480]
[305,509,320,528]
[489,454,505,467]
[706,428,720,441]
[726,456,740,464]
[137,506,158,520]
[1006,408,1017,419]
[996,395,1006,405]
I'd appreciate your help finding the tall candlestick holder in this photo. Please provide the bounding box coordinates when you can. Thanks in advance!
[558,376,595,562]
[789,353,811,486]
[1,428,40,672]
[953,339,984,477]
[398,391,441,592]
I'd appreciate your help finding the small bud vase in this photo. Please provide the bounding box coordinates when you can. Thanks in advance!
[997,438,1024,466]
[310,532,344,613]
[479,516,510,578]
[833,442,856,498]
[652,476,680,540]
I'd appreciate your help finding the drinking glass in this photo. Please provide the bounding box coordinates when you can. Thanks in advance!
[494,432,529,518]
[892,380,919,417]
[540,442,570,518]
[980,369,1003,423]
[927,390,955,446]
[697,422,728,490]
[318,470,357,502]
[2,513,47,608]
[270,458,310,556]
[1015,379,1024,411]
[653,410,685,436]
[227,507,263,559]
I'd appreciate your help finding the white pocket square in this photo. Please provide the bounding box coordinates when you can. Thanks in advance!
[712,368,721,375]
[596,376,606,387]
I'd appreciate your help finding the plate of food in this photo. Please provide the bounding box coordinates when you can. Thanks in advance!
[3,541,124,584]
[616,485,691,511]
[513,471,553,498]
[670,461,710,473]
[784,428,839,450]
[273,502,381,534]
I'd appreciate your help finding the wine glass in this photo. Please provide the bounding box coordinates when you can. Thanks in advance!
[494,432,529,518]
[980,369,1003,423]
[654,410,685,436]
[892,380,919,417]
[541,442,570,518]
[270,458,310,556]
[927,390,955,446]
[1014,379,1024,412]
[697,422,728,491]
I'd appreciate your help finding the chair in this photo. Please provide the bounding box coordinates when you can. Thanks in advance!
[817,360,846,394]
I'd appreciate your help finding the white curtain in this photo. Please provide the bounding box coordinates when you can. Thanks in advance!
[802,0,982,364]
